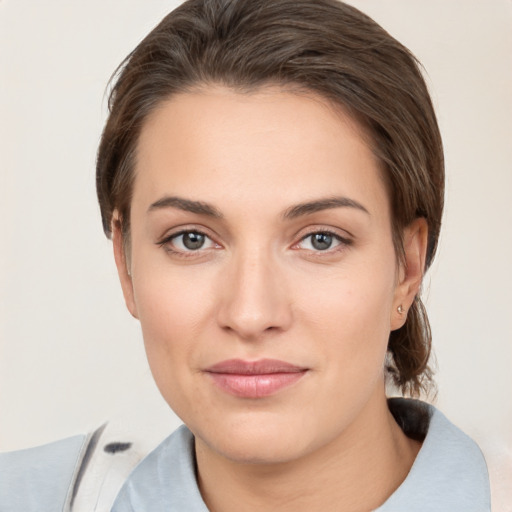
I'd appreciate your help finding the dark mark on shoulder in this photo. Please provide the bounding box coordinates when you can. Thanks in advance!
[104,441,133,454]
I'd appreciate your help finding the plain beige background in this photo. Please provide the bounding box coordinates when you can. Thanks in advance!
[1,0,511,505]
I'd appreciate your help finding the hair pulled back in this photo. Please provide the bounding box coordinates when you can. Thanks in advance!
[97,0,444,397]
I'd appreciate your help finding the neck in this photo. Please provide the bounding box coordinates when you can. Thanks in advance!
[195,391,421,512]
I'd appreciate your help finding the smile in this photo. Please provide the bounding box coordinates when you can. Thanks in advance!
[204,359,308,398]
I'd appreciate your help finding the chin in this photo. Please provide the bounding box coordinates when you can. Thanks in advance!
[193,411,320,465]
[214,435,306,465]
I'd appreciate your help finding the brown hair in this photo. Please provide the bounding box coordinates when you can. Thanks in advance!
[96,0,444,397]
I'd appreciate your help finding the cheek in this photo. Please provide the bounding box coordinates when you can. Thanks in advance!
[130,258,218,393]
[294,252,397,374]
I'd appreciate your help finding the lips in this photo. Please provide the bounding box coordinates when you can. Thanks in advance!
[204,358,308,398]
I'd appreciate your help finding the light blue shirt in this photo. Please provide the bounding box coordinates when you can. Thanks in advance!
[0,400,491,511]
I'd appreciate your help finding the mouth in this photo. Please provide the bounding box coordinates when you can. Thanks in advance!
[204,359,309,398]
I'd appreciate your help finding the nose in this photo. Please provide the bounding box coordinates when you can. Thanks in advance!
[216,247,293,341]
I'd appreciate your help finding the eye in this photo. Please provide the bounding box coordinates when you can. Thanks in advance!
[296,231,349,252]
[163,230,217,252]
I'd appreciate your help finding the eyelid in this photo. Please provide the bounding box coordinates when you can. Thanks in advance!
[294,225,353,243]
[156,225,222,255]
[157,224,214,243]
[291,226,353,252]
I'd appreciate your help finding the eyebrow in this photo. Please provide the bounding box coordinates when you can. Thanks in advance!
[283,196,369,219]
[147,195,369,220]
[148,196,223,218]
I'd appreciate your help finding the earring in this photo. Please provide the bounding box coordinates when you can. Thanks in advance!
[397,305,405,314]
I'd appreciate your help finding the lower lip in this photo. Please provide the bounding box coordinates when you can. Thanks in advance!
[207,371,307,398]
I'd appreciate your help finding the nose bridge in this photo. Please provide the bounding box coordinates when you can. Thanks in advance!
[218,242,291,339]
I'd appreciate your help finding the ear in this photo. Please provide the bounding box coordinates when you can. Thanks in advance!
[390,217,428,331]
[112,213,139,319]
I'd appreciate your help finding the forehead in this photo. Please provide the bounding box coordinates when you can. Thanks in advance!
[132,85,388,218]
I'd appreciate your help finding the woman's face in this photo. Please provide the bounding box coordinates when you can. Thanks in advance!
[115,86,422,464]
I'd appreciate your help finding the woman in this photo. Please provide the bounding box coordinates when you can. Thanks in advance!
[0,0,491,510]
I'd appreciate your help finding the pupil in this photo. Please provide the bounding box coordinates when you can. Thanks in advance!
[183,232,205,250]
[312,233,332,250]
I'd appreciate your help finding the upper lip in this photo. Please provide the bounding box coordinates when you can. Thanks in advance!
[205,358,307,375]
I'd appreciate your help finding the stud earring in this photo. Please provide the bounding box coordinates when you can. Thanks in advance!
[397,305,405,314]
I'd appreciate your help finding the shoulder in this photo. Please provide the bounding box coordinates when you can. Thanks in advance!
[378,399,491,512]
[0,420,176,512]
[0,434,87,512]
[112,425,207,512]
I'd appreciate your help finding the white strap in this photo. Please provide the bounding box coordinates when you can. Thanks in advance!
[62,390,182,511]
[63,422,154,512]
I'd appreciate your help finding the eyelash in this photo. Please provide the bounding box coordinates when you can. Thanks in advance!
[157,228,352,258]
[157,229,219,258]
[294,229,352,254]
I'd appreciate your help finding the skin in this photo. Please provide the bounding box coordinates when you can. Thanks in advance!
[113,86,428,511]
